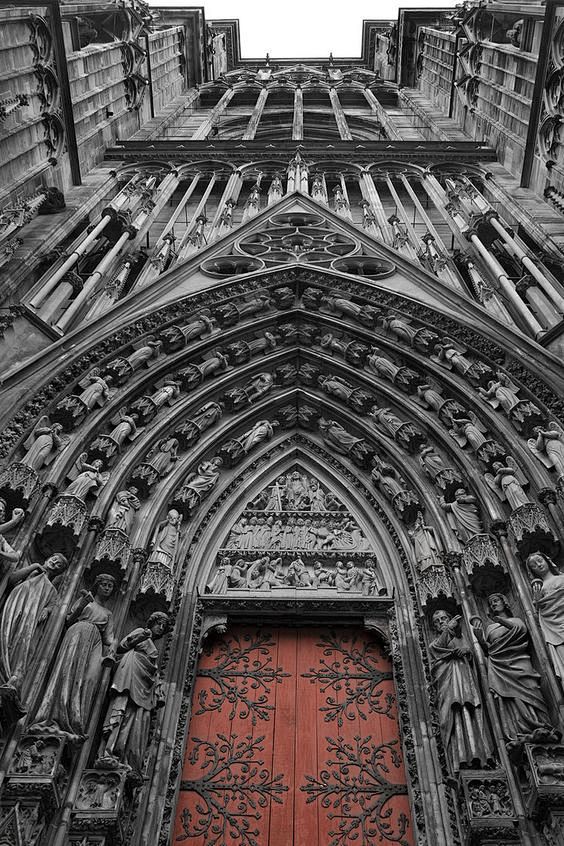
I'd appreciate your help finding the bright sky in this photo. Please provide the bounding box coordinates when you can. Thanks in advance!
[152,0,456,58]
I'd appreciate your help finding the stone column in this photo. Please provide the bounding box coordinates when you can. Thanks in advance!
[292,86,303,140]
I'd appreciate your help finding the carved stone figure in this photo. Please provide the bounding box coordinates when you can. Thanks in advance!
[0,554,68,715]
[140,510,183,604]
[472,594,558,743]
[179,351,228,392]
[0,497,22,569]
[478,373,521,413]
[106,487,140,533]
[319,292,379,327]
[319,418,364,456]
[96,612,168,774]
[220,420,279,467]
[54,370,113,429]
[104,338,162,383]
[433,341,473,376]
[429,611,492,771]
[88,411,139,464]
[223,372,274,411]
[528,423,564,479]
[450,415,488,451]
[159,312,213,353]
[65,457,107,500]
[130,378,181,424]
[416,383,445,413]
[488,461,530,510]
[21,421,65,471]
[171,457,222,518]
[440,488,483,541]
[32,574,116,738]
[409,512,443,571]
[174,401,223,450]
[527,552,564,683]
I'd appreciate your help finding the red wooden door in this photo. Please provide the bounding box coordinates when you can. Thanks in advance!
[173,626,414,846]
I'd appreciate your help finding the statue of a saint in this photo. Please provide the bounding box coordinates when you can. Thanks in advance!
[527,552,564,683]
[488,462,530,510]
[106,487,140,533]
[472,594,557,743]
[0,553,68,708]
[32,574,116,738]
[65,458,107,500]
[96,612,169,774]
[140,510,182,603]
[440,488,483,541]
[172,458,222,516]
[21,421,65,471]
[408,512,443,571]
[429,611,492,771]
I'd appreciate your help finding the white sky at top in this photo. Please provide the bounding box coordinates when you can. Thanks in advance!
[152,0,456,58]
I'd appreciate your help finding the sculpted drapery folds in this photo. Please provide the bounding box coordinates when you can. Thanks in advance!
[527,553,564,684]
[97,612,169,775]
[429,611,492,771]
[471,594,558,744]
[32,574,116,739]
[0,553,68,710]
[140,509,182,603]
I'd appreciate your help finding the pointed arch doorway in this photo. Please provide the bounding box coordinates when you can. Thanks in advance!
[172,463,415,846]
[172,621,414,846]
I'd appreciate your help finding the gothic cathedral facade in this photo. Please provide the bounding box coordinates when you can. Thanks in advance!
[0,2,564,845]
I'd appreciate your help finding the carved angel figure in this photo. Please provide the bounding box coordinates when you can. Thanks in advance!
[528,423,564,478]
[486,460,530,510]
[477,373,519,413]
[450,414,488,451]
[21,419,67,471]
[97,612,168,774]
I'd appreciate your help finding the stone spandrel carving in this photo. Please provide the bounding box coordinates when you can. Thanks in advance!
[52,369,115,431]
[0,554,68,723]
[429,611,493,772]
[95,612,168,775]
[526,553,564,685]
[138,510,182,605]
[32,574,116,739]
[471,594,560,747]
